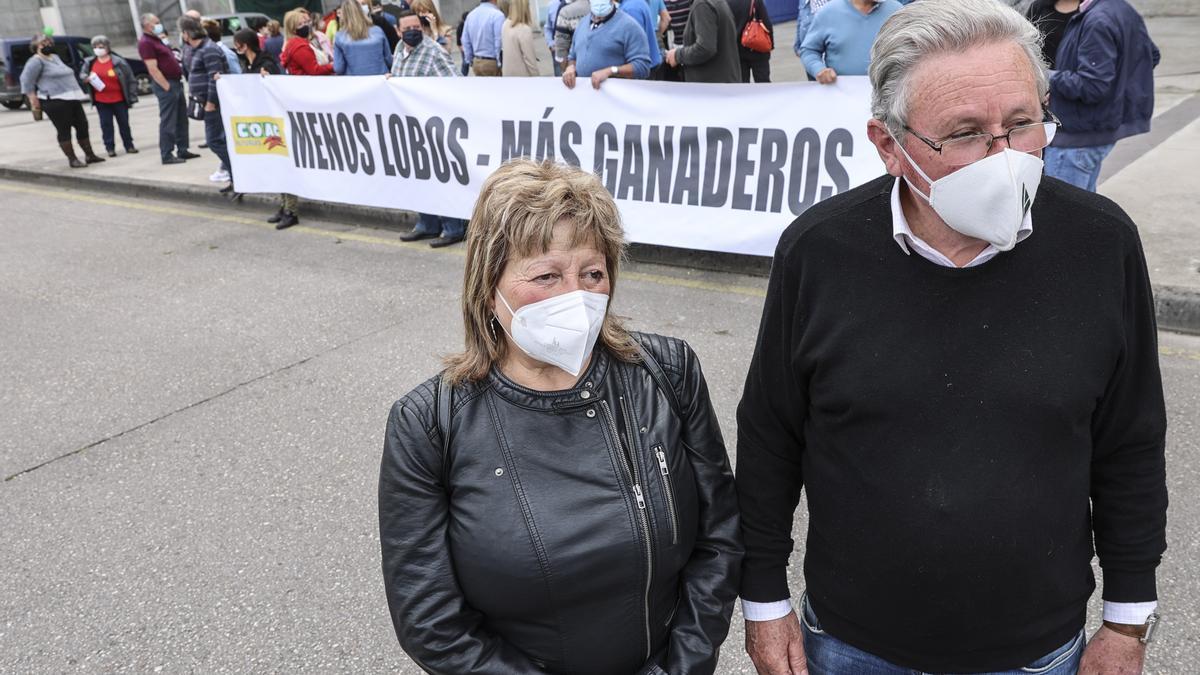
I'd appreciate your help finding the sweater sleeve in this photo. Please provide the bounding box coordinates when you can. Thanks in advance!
[799,14,827,77]
[624,20,652,78]
[1050,20,1119,104]
[1089,222,1168,604]
[380,28,394,70]
[735,237,809,602]
[676,1,717,67]
[379,396,546,674]
[201,46,226,104]
[19,56,43,95]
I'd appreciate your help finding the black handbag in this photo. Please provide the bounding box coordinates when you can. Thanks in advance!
[186,95,205,120]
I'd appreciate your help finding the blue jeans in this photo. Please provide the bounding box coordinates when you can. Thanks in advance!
[799,595,1086,675]
[203,108,230,174]
[1043,144,1114,192]
[414,213,466,239]
[151,79,189,161]
[94,101,134,152]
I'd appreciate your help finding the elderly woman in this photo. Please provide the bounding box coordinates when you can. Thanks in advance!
[20,34,105,167]
[380,160,743,674]
[79,35,139,158]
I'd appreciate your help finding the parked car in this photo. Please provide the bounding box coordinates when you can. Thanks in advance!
[203,13,271,47]
[1,35,154,110]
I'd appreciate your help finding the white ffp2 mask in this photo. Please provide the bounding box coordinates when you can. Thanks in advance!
[497,290,609,377]
[893,134,1042,252]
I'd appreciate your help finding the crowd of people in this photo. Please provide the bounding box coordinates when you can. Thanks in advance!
[16,0,1160,242]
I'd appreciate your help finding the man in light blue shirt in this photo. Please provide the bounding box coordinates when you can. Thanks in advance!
[800,0,902,83]
[461,0,505,75]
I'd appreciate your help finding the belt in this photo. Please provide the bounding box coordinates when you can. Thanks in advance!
[474,56,497,61]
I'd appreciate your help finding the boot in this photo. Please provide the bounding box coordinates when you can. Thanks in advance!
[59,141,86,168]
[78,138,106,164]
[275,211,299,230]
[267,208,285,224]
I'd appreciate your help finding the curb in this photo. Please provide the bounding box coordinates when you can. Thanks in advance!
[2,165,1197,335]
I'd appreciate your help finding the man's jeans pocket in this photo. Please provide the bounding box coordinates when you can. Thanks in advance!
[1019,629,1085,674]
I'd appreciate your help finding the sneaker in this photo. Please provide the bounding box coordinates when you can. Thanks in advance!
[209,169,231,183]
[178,150,201,159]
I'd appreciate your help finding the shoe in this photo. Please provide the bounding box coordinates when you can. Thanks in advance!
[399,230,439,242]
[209,169,231,183]
[162,157,185,165]
[178,150,201,159]
[79,139,105,163]
[267,208,284,224]
[429,235,464,248]
[125,147,139,154]
[106,149,117,158]
[275,211,299,230]
[59,141,86,168]
[198,142,209,149]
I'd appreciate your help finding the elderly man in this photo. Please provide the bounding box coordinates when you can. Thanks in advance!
[562,0,652,89]
[800,0,902,84]
[736,1,1167,674]
[137,14,197,164]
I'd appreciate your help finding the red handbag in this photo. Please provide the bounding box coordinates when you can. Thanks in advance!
[740,0,774,54]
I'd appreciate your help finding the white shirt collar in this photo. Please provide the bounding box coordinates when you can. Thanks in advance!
[889,178,1033,269]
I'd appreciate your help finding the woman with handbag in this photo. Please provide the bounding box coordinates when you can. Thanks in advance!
[380,159,743,674]
[727,0,774,82]
[78,35,139,157]
[20,34,106,168]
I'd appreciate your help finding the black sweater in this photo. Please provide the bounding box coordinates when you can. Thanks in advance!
[736,175,1167,672]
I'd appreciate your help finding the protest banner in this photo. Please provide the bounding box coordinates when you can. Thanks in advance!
[217,75,884,256]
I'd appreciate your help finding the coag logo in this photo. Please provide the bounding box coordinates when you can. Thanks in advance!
[231,116,288,156]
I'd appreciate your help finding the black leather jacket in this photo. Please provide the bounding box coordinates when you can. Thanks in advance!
[380,333,743,674]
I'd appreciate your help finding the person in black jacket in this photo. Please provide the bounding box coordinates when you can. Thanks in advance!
[726,0,773,82]
[379,159,743,675]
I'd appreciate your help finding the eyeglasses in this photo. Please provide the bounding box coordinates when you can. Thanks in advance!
[903,112,1061,167]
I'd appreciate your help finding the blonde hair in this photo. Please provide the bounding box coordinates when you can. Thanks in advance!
[338,0,373,41]
[444,160,637,384]
[409,0,446,36]
[282,10,307,39]
[505,0,533,28]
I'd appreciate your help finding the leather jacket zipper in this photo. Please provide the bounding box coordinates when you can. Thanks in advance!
[654,445,679,545]
[599,398,653,660]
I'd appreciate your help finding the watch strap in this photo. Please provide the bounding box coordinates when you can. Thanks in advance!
[1103,613,1159,645]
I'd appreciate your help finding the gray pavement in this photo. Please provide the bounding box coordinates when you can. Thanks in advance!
[2,178,1200,672]
[3,16,1199,331]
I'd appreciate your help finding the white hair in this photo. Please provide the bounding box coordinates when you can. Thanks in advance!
[91,34,110,48]
[868,0,1049,134]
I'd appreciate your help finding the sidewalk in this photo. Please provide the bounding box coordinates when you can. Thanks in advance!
[3,16,1198,331]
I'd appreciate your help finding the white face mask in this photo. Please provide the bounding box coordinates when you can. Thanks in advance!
[496,290,609,377]
[891,132,1043,252]
[94,47,108,57]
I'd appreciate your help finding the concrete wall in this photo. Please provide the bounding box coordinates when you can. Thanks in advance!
[1,0,140,43]
[0,0,49,39]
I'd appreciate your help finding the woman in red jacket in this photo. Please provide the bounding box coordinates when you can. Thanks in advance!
[281,9,334,75]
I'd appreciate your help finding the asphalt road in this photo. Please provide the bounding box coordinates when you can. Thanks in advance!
[1,180,1197,673]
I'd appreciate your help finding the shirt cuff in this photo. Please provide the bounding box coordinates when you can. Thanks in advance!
[742,598,794,622]
[1103,601,1158,625]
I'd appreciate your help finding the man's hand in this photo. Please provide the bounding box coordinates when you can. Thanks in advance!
[204,101,216,112]
[746,613,807,675]
[590,67,612,90]
[665,48,678,68]
[1079,625,1146,675]
[815,67,837,85]
[562,65,577,89]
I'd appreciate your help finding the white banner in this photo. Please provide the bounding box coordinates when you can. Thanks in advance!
[217,75,884,257]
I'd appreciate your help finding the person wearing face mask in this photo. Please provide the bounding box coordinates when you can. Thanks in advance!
[79,35,139,158]
[333,0,394,75]
[20,35,105,168]
[380,159,742,674]
[561,0,652,89]
[388,10,463,246]
[179,15,235,191]
[281,10,335,76]
[138,14,197,165]
[361,0,403,52]
[800,0,903,84]
[737,2,1167,675]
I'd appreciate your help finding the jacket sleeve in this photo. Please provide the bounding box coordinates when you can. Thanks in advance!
[379,393,545,674]
[333,37,347,74]
[118,60,138,104]
[1050,20,1119,104]
[519,26,539,75]
[662,340,744,675]
[676,1,717,67]
[380,28,394,70]
[201,46,226,104]
[735,236,808,603]
[1089,219,1168,604]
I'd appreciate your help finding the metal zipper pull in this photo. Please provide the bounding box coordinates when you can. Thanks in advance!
[656,449,670,476]
[632,484,647,509]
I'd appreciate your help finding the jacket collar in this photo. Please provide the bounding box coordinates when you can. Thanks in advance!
[487,347,613,411]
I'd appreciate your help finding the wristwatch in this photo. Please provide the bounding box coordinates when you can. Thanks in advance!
[610,65,619,76]
[1103,613,1160,645]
